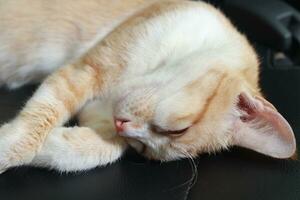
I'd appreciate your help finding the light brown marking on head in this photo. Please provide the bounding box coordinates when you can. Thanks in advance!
[173,71,233,152]
[192,73,227,125]
[131,123,142,129]
[173,114,195,123]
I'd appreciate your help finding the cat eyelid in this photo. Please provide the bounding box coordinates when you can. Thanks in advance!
[150,124,190,137]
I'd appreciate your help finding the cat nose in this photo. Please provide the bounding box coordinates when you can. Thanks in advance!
[114,118,130,133]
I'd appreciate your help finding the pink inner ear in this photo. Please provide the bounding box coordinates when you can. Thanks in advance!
[237,92,258,121]
[238,92,295,143]
[233,92,296,159]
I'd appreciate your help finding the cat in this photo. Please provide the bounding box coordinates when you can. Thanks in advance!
[0,0,296,173]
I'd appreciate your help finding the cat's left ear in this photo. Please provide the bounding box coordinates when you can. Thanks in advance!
[231,92,296,159]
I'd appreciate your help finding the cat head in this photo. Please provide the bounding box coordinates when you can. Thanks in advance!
[113,66,296,161]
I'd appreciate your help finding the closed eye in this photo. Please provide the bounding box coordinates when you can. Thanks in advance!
[150,125,190,137]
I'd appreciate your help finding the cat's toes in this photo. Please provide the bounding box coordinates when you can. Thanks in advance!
[0,123,36,171]
[0,158,10,175]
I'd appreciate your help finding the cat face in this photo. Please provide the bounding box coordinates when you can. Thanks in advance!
[113,68,296,161]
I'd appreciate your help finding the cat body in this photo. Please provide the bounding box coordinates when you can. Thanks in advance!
[0,0,159,88]
[0,0,296,173]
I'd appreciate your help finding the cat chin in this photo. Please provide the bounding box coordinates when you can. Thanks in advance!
[126,138,145,153]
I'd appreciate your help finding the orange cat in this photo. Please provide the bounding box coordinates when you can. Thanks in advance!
[0,0,296,173]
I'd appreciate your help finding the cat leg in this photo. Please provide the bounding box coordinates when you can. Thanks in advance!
[0,61,113,173]
[31,127,127,172]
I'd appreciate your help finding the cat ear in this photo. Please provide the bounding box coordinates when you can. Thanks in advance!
[232,92,296,158]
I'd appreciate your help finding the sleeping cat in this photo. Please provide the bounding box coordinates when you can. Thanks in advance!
[0,0,296,173]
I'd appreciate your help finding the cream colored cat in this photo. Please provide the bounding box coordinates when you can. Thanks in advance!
[0,0,296,173]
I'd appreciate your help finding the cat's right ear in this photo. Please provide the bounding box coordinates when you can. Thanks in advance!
[231,92,296,159]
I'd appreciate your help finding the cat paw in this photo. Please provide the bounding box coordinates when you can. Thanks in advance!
[0,164,8,174]
[0,122,36,172]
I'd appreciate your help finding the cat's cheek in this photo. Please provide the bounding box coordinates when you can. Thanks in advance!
[118,124,149,139]
[118,128,145,138]
[118,128,145,139]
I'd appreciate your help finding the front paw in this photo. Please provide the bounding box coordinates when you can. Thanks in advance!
[0,123,37,173]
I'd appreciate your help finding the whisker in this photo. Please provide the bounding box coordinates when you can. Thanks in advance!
[166,147,198,191]
[181,148,198,188]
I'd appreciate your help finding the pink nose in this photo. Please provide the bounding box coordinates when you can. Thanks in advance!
[114,118,130,133]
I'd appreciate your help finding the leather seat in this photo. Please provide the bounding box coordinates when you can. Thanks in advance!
[0,0,299,199]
